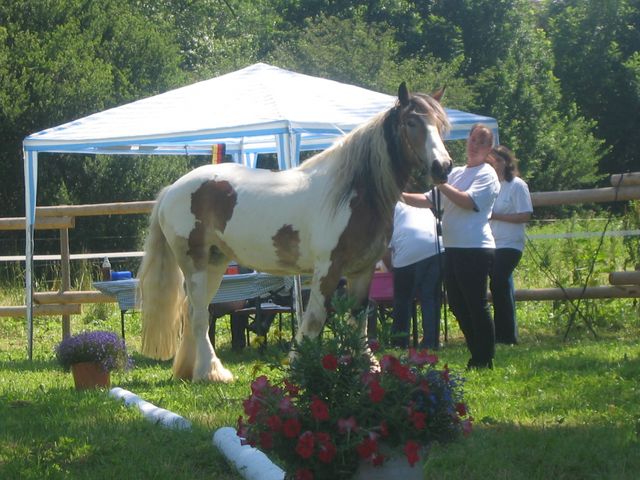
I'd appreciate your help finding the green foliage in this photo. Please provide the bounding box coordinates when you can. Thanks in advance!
[544,0,640,175]
[0,0,636,254]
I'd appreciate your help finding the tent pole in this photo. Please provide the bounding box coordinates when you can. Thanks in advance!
[24,149,38,361]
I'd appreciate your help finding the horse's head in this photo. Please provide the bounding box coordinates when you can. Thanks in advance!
[391,82,452,185]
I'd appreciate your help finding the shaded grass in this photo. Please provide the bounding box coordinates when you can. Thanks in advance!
[2,307,639,479]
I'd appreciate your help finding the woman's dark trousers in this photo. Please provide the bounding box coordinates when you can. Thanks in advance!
[490,248,522,344]
[391,254,442,349]
[445,248,495,367]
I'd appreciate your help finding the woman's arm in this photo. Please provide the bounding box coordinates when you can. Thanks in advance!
[491,211,532,223]
[437,183,476,210]
[402,192,433,209]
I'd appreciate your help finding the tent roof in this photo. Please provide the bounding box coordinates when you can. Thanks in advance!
[23,63,498,157]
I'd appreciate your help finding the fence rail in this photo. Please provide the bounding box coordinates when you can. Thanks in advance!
[1,173,639,331]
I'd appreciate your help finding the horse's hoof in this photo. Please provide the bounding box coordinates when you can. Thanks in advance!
[207,358,234,383]
[207,368,234,383]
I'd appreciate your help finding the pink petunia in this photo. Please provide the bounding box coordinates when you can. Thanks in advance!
[408,348,438,366]
[338,416,358,434]
[279,395,296,415]
[250,375,270,395]
[462,418,473,437]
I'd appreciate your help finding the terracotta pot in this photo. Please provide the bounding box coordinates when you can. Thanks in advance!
[71,362,111,390]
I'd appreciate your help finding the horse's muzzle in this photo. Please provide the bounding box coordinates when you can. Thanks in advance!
[431,160,452,184]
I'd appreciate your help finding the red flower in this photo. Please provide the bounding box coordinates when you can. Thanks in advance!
[461,418,473,437]
[250,375,270,395]
[317,439,337,463]
[284,379,300,396]
[321,354,338,371]
[259,431,273,450]
[310,397,330,421]
[441,363,450,382]
[404,440,420,467]
[372,452,385,466]
[410,411,426,430]
[408,348,438,366]
[356,436,378,459]
[242,397,261,422]
[279,395,296,415]
[380,354,400,372]
[338,416,357,434]
[455,402,467,417]
[368,339,380,353]
[266,415,282,432]
[295,431,315,459]
[283,418,302,438]
[392,362,416,382]
[295,468,314,480]
[379,420,389,438]
[368,379,385,403]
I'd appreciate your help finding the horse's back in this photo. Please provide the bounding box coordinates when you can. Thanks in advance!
[156,162,342,274]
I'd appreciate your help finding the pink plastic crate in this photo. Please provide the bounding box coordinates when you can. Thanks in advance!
[369,272,394,302]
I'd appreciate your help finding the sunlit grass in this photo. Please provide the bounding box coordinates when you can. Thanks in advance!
[1,216,639,478]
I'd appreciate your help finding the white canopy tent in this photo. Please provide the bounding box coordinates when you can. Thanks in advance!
[22,62,498,355]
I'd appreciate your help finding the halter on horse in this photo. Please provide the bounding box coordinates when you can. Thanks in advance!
[137,83,452,382]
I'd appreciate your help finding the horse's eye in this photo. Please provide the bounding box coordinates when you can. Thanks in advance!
[406,118,418,128]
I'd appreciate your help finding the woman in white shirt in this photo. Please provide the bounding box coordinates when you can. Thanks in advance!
[404,124,500,369]
[486,146,533,345]
[387,202,444,350]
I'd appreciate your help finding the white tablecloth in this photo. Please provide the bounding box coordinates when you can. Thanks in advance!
[93,273,293,311]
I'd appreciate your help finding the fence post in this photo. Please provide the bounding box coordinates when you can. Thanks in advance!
[60,227,71,339]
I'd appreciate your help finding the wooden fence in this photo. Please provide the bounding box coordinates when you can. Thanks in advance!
[1,173,639,337]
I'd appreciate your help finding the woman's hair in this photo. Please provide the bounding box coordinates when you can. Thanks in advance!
[490,145,519,182]
[469,123,495,147]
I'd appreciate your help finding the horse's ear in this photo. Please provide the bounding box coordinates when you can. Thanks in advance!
[398,82,410,106]
[431,86,446,103]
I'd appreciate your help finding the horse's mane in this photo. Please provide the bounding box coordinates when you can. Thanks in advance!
[298,92,449,218]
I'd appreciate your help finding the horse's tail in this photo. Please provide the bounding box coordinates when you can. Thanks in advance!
[137,186,185,360]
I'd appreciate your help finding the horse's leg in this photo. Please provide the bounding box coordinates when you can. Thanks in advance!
[346,269,376,339]
[293,267,336,345]
[175,263,233,382]
[346,269,380,369]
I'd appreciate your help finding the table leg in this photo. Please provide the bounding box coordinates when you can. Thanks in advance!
[120,310,126,340]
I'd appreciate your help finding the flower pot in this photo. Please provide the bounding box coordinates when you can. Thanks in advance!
[70,362,110,390]
[353,445,427,480]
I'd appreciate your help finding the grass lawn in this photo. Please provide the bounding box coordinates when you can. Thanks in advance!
[1,300,639,479]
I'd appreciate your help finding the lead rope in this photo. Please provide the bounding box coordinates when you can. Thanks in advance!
[432,187,448,344]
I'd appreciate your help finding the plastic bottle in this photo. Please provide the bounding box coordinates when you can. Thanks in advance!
[101,257,112,281]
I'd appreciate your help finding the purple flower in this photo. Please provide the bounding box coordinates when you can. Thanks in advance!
[55,331,132,372]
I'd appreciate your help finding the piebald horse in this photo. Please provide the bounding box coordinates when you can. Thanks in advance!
[138,83,452,382]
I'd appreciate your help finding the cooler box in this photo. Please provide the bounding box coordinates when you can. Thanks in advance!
[369,272,394,302]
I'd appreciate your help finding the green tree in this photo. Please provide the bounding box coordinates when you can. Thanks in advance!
[543,0,640,175]
[0,0,187,254]
[424,0,604,191]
